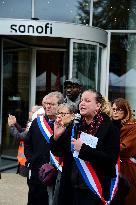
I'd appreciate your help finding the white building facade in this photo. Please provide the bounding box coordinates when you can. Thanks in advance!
[0,0,136,160]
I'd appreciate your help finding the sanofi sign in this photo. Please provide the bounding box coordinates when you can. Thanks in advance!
[10,22,52,35]
[0,19,107,45]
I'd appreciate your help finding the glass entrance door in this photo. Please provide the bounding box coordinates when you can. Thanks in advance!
[36,49,68,105]
[1,39,30,157]
[70,39,102,91]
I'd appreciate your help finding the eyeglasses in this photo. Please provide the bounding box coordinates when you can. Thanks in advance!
[43,102,57,106]
[112,108,124,113]
[57,112,70,117]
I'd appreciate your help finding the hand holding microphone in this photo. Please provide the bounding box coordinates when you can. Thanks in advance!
[73,113,81,139]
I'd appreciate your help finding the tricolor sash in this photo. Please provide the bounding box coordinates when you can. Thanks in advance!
[50,151,63,172]
[37,115,53,143]
[71,126,120,205]
[37,115,63,172]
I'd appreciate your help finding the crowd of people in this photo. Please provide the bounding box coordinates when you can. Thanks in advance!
[7,77,136,205]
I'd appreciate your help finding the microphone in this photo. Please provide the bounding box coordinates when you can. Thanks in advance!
[74,113,81,139]
[74,113,81,125]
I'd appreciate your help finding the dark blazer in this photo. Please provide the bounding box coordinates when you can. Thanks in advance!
[50,113,120,205]
[24,115,52,183]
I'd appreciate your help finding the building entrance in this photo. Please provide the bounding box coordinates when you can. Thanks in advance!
[0,23,108,165]
[35,49,68,105]
[0,18,108,171]
[1,40,69,159]
[1,39,30,158]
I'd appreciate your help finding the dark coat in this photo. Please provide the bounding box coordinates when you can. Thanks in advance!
[24,115,51,182]
[24,115,53,205]
[50,114,120,205]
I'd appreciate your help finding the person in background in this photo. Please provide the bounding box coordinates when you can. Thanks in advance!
[8,105,42,177]
[111,98,136,205]
[50,89,120,205]
[101,96,112,117]
[31,97,46,121]
[24,91,64,205]
[64,78,82,111]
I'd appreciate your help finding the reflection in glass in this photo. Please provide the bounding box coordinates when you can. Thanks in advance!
[35,0,90,25]
[76,0,90,25]
[2,40,30,156]
[72,42,99,90]
[0,0,31,19]
[36,50,68,105]
[109,33,136,114]
[93,0,136,30]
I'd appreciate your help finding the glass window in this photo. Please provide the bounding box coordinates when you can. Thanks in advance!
[0,40,1,105]
[72,42,99,90]
[93,0,136,30]
[0,0,31,19]
[35,0,90,25]
[36,50,68,105]
[2,40,30,156]
[109,33,136,115]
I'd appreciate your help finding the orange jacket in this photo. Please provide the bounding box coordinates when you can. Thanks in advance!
[17,141,26,166]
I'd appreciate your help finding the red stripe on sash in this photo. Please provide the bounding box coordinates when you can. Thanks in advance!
[43,117,53,135]
[86,162,103,196]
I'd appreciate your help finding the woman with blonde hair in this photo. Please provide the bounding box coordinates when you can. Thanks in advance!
[51,89,120,205]
[101,97,112,117]
[112,98,136,205]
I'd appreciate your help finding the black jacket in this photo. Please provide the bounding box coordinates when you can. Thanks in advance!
[50,113,120,205]
[24,115,52,184]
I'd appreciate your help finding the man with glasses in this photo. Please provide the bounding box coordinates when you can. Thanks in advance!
[24,91,64,205]
[64,78,82,111]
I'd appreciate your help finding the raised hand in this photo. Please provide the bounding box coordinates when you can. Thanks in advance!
[8,114,16,126]
[54,116,66,141]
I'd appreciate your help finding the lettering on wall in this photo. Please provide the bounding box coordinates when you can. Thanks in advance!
[10,23,52,35]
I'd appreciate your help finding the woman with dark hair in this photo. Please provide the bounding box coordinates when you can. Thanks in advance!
[111,98,136,205]
[50,89,120,205]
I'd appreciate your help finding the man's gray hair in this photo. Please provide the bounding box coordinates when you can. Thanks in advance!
[46,91,64,105]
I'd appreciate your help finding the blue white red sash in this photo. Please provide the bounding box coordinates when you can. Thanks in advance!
[71,126,120,205]
[37,115,53,143]
[50,151,63,172]
[37,115,63,172]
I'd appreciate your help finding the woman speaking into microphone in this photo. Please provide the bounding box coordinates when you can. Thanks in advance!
[50,89,120,205]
